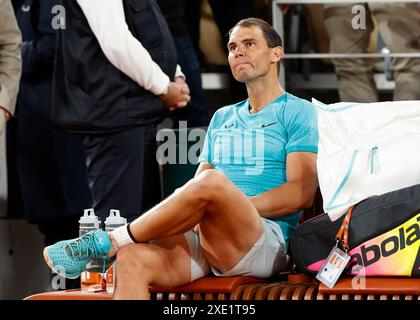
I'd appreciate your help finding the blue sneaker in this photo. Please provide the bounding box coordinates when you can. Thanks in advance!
[43,230,111,279]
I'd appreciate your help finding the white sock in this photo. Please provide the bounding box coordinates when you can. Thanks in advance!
[108,224,135,257]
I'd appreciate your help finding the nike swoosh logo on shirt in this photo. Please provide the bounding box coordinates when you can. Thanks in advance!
[261,122,278,128]
[224,123,234,128]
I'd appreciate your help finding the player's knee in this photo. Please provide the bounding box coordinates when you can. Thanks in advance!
[193,169,228,197]
[179,170,228,204]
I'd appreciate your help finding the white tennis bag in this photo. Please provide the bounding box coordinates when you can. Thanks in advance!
[313,99,420,221]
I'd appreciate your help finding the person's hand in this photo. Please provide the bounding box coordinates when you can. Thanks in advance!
[0,107,11,122]
[175,76,190,94]
[172,76,190,111]
[159,80,191,112]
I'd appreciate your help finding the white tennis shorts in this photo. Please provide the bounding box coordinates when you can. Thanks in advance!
[183,218,289,281]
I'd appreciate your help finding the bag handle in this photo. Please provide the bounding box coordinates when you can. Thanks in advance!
[335,205,355,252]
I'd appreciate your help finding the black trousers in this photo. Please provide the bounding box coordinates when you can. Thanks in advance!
[82,125,162,223]
[17,106,91,290]
[17,106,92,222]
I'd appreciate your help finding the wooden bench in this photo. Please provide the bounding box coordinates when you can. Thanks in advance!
[24,273,311,300]
[24,274,419,301]
[317,277,420,301]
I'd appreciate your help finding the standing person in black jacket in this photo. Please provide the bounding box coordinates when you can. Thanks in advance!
[13,0,92,246]
[52,0,190,223]
[157,0,210,128]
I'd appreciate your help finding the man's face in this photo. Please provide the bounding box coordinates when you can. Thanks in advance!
[227,25,281,83]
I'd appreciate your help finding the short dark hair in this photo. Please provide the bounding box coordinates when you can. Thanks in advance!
[228,17,283,49]
[228,18,283,74]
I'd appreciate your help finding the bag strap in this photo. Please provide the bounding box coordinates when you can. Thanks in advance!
[335,205,355,252]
